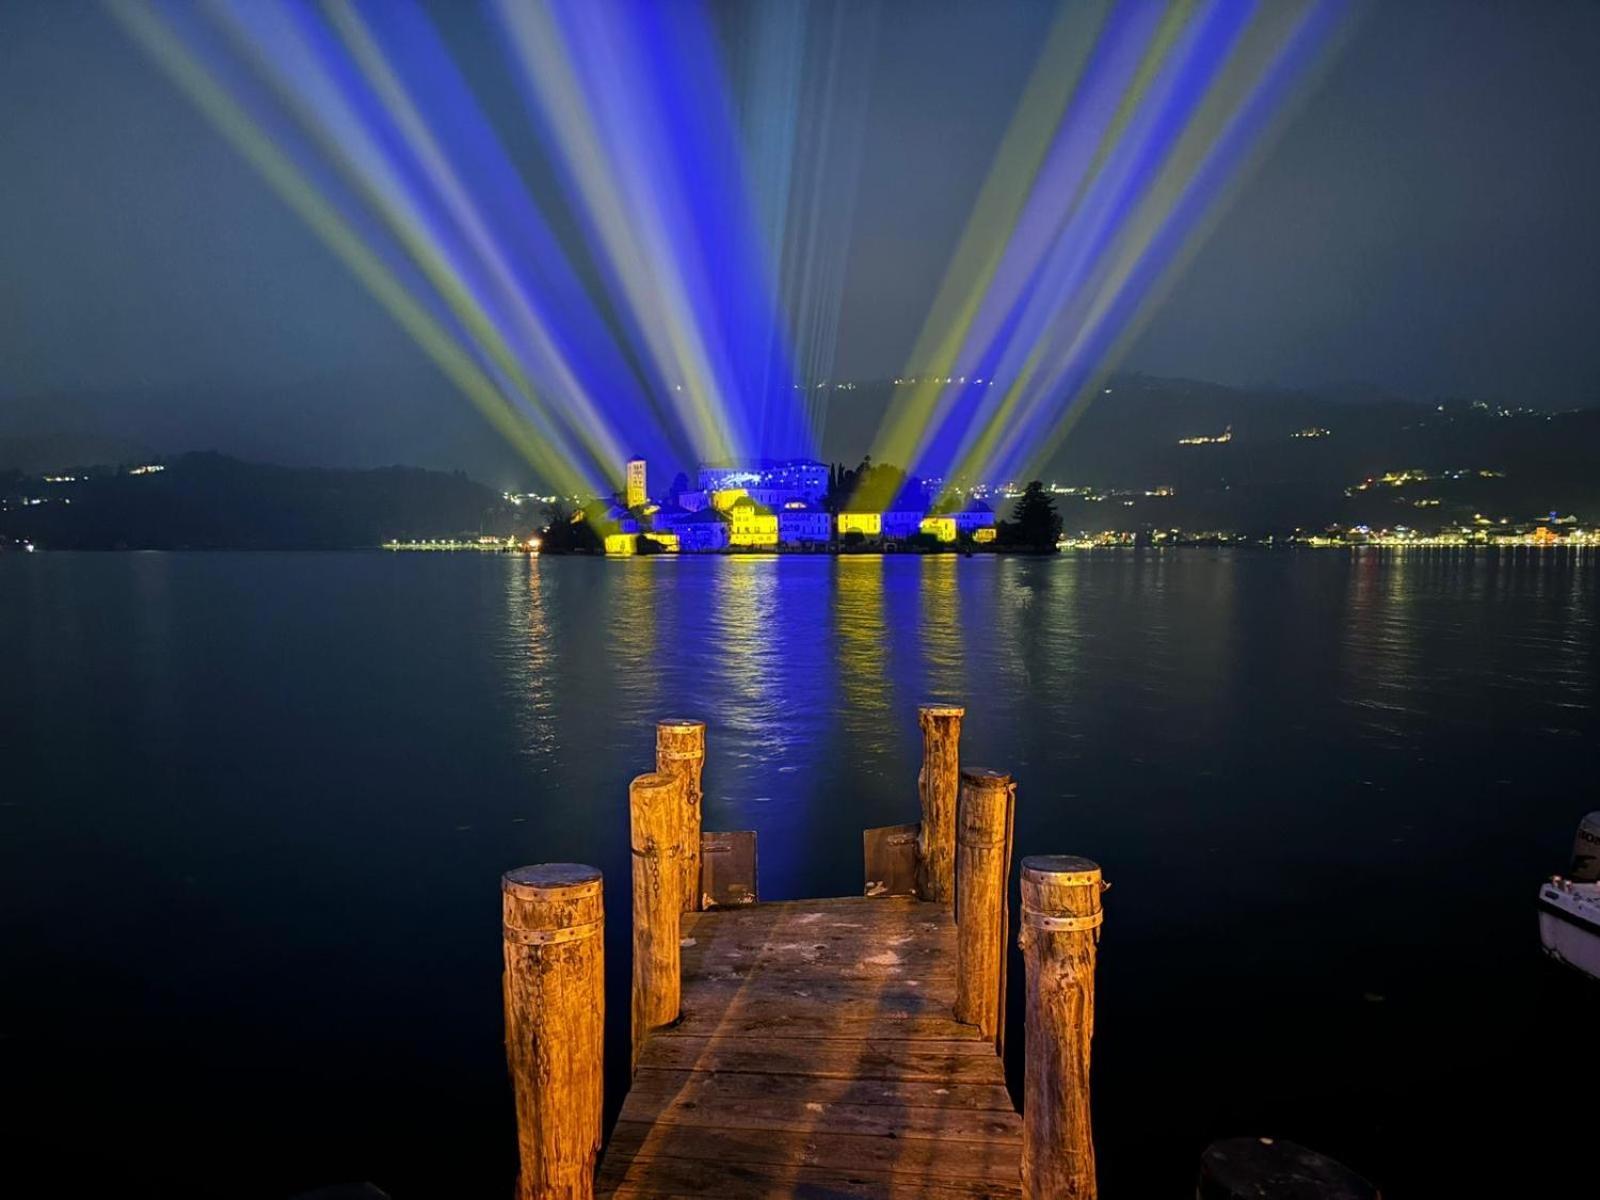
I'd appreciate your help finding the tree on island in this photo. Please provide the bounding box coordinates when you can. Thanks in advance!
[538,500,601,554]
[828,456,912,516]
[999,481,1062,552]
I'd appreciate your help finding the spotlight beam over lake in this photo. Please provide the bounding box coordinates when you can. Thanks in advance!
[864,0,1354,506]
[108,0,1348,502]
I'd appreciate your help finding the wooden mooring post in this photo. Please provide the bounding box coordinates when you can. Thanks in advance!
[502,864,604,1200]
[1020,854,1105,1200]
[954,767,1015,1047]
[655,719,705,912]
[630,771,684,1071]
[916,703,965,902]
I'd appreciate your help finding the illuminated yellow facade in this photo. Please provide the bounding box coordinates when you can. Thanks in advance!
[604,532,637,555]
[642,532,680,552]
[729,497,779,548]
[837,512,882,537]
[973,527,997,544]
[625,457,647,508]
[919,516,958,543]
[710,488,748,512]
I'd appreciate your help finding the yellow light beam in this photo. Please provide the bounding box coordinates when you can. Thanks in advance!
[494,0,738,464]
[865,0,1112,493]
[991,0,1354,485]
[927,1,1205,497]
[104,0,588,495]
[322,0,630,484]
[200,0,611,487]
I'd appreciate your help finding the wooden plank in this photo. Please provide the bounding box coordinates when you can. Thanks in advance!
[602,1121,1022,1187]
[670,1003,977,1042]
[615,1083,1021,1143]
[626,1067,1016,1114]
[598,891,1023,1198]
[864,822,921,897]
[682,926,954,973]
[680,895,930,927]
[599,1155,1021,1199]
[636,1034,1002,1084]
[682,968,957,1010]
[700,830,758,909]
[678,900,957,990]
[672,969,977,1041]
[680,906,951,947]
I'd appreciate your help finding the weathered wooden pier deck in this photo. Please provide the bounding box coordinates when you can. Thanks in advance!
[503,707,1098,1200]
[501,708,1381,1200]
[601,895,1022,1198]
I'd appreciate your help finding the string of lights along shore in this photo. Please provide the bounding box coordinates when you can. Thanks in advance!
[109,0,1352,511]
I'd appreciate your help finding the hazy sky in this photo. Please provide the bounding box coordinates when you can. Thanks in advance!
[2,0,1598,482]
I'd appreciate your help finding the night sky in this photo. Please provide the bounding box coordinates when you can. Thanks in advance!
[3,0,1598,483]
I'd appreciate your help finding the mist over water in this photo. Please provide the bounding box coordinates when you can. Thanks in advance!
[3,550,1594,1196]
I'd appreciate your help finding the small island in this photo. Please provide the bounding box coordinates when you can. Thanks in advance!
[533,455,1063,556]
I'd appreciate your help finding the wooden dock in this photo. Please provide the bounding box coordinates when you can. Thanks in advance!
[501,707,1102,1200]
[601,896,1022,1199]
[500,707,1381,1200]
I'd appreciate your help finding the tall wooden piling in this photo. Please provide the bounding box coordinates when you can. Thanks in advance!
[502,863,605,1200]
[954,767,1014,1047]
[916,704,965,903]
[1019,855,1105,1200]
[630,771,684,1071]
[655,719,706,912]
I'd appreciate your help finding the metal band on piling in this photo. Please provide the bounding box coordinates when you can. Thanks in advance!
[502,919,604,947]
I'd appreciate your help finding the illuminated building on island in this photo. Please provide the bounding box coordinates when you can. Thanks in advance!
[778,500,831,546]
[625,456,647,508]
[601,455,995,553]
[728,495,779,547]
[836,510,882,539]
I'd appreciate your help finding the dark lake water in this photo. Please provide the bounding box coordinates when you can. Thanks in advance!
[3,549,1595,1197]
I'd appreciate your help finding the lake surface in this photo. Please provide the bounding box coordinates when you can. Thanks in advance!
[3,549,1595,1197]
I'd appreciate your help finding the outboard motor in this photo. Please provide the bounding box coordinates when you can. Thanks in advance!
[1569,811,1600,882]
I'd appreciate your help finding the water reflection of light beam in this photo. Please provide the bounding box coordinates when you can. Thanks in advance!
[918,555,965,706]
[612,559,661,713]
[834,557,890,757]
[709,559,786,787]
[505,556,558,759]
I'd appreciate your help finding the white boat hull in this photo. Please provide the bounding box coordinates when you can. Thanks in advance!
[1539,881,1600,981]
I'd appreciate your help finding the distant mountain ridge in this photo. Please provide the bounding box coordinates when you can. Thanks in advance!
[4,373,1597,546]
[0,452,521,550]
[816,372,1599,532]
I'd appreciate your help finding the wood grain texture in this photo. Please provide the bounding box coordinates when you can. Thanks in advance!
[954,768,1014,1047]
[1020,855,1103,1200]
[916,704,965,903]
[600,895,1024,1198]
[630,772,684,1072]
[503,864,604,1200]
[654,719,705,913]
